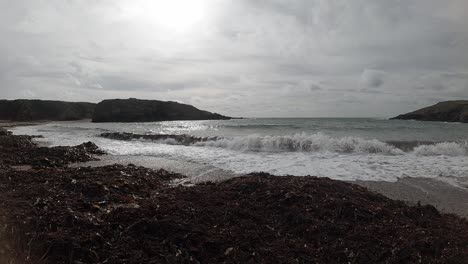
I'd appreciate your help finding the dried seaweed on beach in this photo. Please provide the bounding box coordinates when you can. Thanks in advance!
[1,166,467,263]
[0,128,104,167]
[1,127,468,263]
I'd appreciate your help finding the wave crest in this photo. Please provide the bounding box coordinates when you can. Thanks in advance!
[100,131,468,156]
[195,133,405,155]
[412,142,467,156]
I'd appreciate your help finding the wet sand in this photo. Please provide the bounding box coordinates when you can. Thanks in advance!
[72,154,240,184]
[77,154,468,218]
[356,178,468,218]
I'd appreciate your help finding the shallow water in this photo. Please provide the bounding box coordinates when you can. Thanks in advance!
[10,118,468,186]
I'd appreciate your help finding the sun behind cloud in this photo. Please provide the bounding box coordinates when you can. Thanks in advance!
[120,0,209,33]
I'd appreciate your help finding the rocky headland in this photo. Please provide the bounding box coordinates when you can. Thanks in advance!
[0,98,231,123]
[392,100,468,123]
[0,99,95,121]
[92,98,230,122]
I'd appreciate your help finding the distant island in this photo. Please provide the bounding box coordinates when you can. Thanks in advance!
[0,99,95,121]
[0,98,230,122]
[391,100,468,123]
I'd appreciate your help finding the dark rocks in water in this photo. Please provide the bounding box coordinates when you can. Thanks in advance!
[0,128,12,136]
[92,98,231,122]
[0,99,96,121]
[391,100,468,123]
[0,127,105,167]
[100,132,217,145]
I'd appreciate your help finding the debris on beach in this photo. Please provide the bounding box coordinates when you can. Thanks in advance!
[0,127,468,263]
[0,128,105,168]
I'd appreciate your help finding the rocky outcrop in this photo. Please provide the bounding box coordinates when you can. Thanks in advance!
[100,132,217,144]
[391,101,468,123]
[0,99,95,121]
[0,127,104,167]
[92,98,230,122]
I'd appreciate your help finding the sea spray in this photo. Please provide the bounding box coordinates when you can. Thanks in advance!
[412,141,468,156]
[194,133,405,155]
[98,131,468,157]
[9,119,468,186]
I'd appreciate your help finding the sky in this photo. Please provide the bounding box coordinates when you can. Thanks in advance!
[1,0,468,117]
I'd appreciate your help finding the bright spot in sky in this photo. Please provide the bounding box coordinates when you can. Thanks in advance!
[121,0,209,33]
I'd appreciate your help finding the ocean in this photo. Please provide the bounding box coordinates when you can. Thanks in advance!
[10,118,468,186]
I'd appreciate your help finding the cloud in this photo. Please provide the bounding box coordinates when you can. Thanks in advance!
[0,0,467,116]
[360,69,386,89]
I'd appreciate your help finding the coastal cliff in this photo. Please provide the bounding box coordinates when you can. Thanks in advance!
[92,98,230,122]
[0,99,95,121]
[392,100,468,123]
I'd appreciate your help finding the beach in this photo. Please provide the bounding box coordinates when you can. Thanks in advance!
[357,178,468,218]
[3,1,468,262]
[74,153,468,218]
[1,123,468,263]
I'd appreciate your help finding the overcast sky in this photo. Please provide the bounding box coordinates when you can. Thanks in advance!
[1,0,468,117]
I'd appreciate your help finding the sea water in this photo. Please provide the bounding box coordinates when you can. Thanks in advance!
[10,118,468,186]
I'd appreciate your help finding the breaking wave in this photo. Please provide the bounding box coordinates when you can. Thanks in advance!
[195,133,404,155]
[195,133,468,156]
[221,124,299,129]
[98,132,468,157]
[412,142,467,156]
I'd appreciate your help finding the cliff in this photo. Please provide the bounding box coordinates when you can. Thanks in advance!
[92,98,230,122]
[0,99,95,121]
[391,101,468,123]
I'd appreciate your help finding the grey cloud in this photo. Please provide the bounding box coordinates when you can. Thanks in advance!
[0,0,468,117]
[94,75,193,92]
[309,84,322,91]
[360,69,385,89]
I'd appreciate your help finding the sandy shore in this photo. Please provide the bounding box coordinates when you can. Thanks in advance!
[1,126,468,262]
[356,178,468,218]
[71,154,240,184]
[75,154,468,218]
[4,121,468,219]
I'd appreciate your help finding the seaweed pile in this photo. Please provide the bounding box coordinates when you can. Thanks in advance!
[0,128,104,168]
[0,127,468,263]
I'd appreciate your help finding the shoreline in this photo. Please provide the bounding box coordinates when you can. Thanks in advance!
[1,126,468,262]
[0,120,46,128]
[355,178,468,218]
[76,154,468,218]
[4,121,468,218]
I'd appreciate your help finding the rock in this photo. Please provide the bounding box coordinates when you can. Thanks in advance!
[0,128,12,136]
[0,99,95,121]
[391,100,468,123]
[0,130,105,167]
[92,98,231,122]
[99,132,217,145]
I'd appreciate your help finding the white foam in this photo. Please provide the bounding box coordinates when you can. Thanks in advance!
[412,142,467,156]
[9,122,468,187]
[195,133,405,155]
[101,141,468,184]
